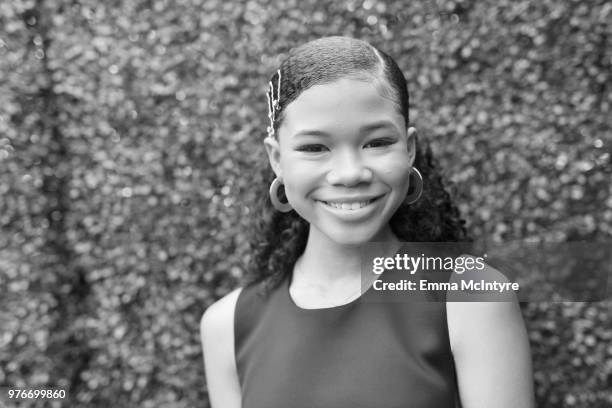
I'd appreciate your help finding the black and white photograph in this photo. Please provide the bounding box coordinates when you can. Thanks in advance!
[1,1,611,407]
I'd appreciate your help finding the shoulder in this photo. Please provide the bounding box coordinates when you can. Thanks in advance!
[445,256,535,407]
[201,287,244,407]
[200,287,243,343]
[446,254,525,353]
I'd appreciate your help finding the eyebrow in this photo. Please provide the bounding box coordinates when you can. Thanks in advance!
[293,121,401,138]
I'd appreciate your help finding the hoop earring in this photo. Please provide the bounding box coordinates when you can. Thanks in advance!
[269,177,293,213]
[406,167,423,204]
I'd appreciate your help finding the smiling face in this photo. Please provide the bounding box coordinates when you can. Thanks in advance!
[265,77,415,246]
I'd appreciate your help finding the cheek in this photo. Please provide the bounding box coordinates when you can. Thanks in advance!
[279,165,316,203]
[379,152,412,192]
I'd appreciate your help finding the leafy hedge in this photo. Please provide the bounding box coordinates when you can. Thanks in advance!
[1,0,610,407]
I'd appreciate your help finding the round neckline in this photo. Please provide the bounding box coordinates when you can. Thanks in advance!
[285,269,384,312]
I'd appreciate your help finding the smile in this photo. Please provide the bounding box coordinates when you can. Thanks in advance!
[316,195,384,211]
[321,199,374,210]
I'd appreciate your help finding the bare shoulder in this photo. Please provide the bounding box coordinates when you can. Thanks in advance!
[445,255,535,407]
[200,287,244,408]
[200,287,243,340]
[446,254,524,352]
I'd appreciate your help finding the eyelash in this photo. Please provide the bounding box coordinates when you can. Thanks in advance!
[296,139,395,152]
[364,138,395,148]
[296,144,327,153]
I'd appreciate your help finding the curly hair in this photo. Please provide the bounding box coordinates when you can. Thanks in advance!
[245,37,469,294]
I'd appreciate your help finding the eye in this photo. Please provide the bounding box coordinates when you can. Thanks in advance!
[364,138,395,148]
[296,144,327,153]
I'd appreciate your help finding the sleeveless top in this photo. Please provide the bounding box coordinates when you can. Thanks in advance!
[234,258,463,408]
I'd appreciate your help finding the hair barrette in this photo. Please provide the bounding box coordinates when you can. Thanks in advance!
[266,69,282,138]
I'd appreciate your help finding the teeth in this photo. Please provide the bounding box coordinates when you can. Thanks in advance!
[323,200,371,210]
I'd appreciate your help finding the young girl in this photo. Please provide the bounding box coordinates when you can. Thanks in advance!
[201,36,535,408]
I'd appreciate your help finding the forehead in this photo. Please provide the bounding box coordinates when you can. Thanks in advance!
[278,78,404,138]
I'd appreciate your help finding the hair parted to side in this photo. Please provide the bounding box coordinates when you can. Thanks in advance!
[249,36,469,294]
[267,36,408,134]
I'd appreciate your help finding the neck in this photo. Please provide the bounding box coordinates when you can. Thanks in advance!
[294,224,400,284]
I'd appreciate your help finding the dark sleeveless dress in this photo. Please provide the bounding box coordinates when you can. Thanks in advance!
[234,263,463,408]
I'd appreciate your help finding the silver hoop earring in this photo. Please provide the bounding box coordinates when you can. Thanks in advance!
[269,177,293,213]
[406,167,423,204]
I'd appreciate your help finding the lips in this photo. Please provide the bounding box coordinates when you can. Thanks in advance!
[316,195,384,211]
[321,199,373,210]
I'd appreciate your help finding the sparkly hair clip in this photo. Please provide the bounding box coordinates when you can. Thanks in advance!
[266,69,282,138]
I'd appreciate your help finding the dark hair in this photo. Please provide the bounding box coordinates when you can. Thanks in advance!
[246,36,469,294]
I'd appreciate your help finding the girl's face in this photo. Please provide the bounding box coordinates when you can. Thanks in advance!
[265,77,415,246]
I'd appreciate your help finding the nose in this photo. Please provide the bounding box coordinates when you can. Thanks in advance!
[325,150,373,186]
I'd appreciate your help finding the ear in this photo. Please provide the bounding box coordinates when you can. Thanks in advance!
[263,136,283,178]
[406,126,417,166]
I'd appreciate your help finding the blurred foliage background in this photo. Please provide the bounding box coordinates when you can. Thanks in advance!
[0,0,611,407]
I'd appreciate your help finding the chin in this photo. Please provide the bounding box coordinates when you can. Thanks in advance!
[324,226,384,246]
